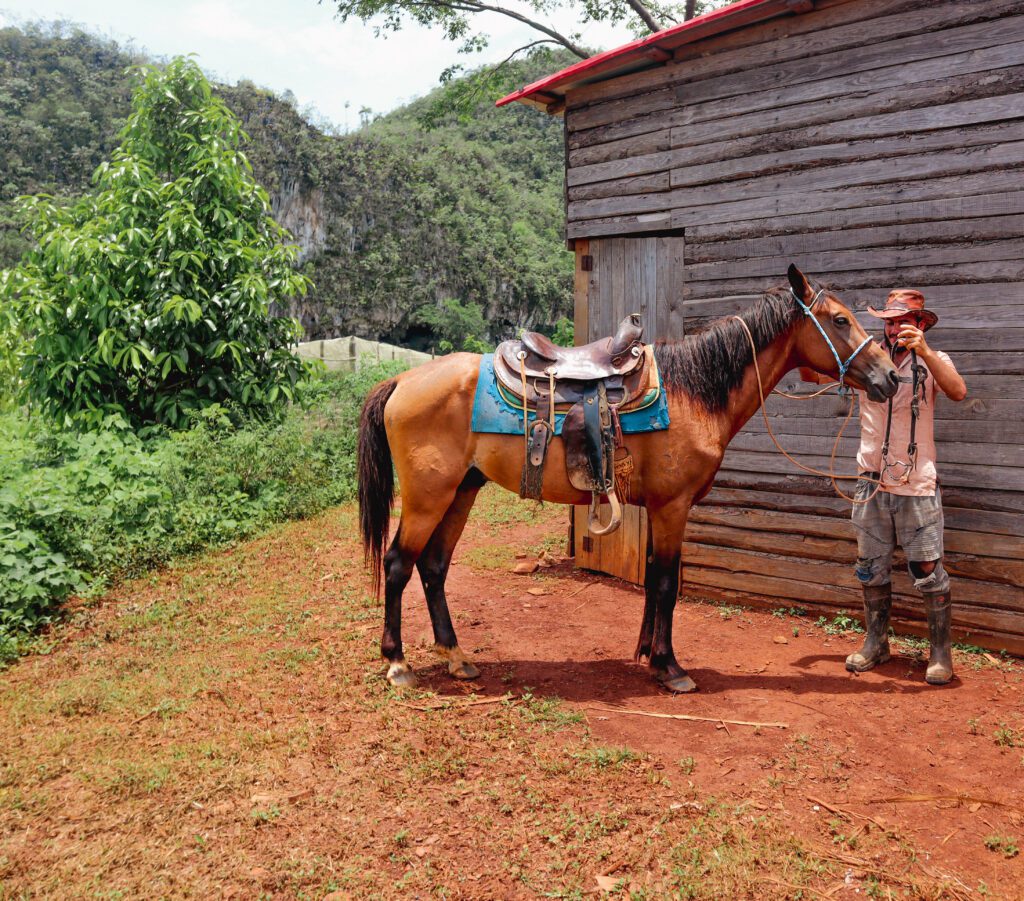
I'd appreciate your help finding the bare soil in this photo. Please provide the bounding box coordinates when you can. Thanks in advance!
[1,487,1022,899]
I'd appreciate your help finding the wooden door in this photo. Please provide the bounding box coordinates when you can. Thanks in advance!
[571,235,685,583]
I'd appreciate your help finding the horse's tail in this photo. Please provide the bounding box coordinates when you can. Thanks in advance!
[358,378,398,597]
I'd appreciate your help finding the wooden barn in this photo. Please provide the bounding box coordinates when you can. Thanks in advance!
[498,0,1024,653]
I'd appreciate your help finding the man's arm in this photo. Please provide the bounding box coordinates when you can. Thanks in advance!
[897,324,967,401]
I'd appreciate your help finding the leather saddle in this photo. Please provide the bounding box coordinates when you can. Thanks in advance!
[493,314,649,537]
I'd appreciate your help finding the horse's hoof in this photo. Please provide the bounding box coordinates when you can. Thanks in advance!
[434,644,479,681]
[657,673,697,694]
[386,660,417,689]
[450,660,480,680]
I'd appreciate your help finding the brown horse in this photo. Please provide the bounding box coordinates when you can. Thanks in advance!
[357,265,899,693]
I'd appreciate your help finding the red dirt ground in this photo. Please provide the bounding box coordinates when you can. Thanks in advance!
[405,512,1024,897]
[2,494,1022,898]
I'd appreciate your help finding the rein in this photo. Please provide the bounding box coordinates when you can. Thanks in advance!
[734,289,903,505]
[733,315,872,504]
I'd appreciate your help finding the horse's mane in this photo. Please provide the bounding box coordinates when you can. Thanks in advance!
[653,287,803,413]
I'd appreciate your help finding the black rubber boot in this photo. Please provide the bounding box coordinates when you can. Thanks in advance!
[845,584,892,672]
[924,590,953,685]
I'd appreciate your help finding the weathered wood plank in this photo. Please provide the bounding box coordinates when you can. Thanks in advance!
[577,165,1024,231]
[688,506,1024,561]
[682,545,1024,612]
[687,214,1024,266]
[728,432,1023,468]
[570,58,1024,153]
[569,92,1024,177]
[567,0,1019,109]
[684,521,1024,586]
[740,408,1024,445]
[679,261,1024,302]
[573,239,590,356]
[572,141,1024,222]
[696,485,1024,536]
[568,171,670,203]
[718,449,1024,492]
[666,29,1024,135]
[686,237,1024,283]
[686,190,1024,247]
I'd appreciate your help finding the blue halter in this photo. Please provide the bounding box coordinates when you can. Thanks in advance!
[791,288,873,389]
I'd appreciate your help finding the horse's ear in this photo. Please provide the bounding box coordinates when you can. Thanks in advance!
[787,264,812,302]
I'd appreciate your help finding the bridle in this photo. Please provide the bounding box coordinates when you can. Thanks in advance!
[790,287,873,391]
[733,287,896,505]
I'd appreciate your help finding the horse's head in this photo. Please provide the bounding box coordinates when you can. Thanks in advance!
[787,264,898,403]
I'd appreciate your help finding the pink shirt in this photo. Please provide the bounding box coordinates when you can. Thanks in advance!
[856,350,956,497]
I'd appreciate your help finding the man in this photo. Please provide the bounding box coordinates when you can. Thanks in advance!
[804,290,967,684]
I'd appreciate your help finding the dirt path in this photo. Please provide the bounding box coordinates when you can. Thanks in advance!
[1,488,1022,899]
[393,493,1024,897]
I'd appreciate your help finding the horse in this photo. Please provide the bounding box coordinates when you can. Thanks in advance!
[357,265,900,693]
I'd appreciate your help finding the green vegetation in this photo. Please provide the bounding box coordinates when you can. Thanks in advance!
[0,363,403,664]
[2,58,312,429]
[1,23,574,348]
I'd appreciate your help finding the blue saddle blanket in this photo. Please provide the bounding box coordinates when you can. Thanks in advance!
[470,353,670,436]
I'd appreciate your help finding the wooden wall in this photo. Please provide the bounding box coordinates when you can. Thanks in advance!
[565,0,1024,653]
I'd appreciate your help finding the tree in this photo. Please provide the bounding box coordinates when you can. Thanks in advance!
[332,1,732,122]
[414,298,491,353]
[0,57,313,429]
[332,1,731,61]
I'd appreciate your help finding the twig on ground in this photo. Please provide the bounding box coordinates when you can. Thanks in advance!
[568,581,599,612]
[807,795,898,837]
[587,705,787,729]
[870,793,1008,808]
[398,695,513,712]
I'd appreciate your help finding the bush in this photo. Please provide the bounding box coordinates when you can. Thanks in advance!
[0,362,404,660]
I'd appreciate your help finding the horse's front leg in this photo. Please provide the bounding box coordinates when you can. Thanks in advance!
[646,501,697,693]
[634,514,656,663]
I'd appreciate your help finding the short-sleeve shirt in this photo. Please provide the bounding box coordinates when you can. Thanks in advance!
[856,350,957,497]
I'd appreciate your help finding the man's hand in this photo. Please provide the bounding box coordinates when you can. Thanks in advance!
[896,323,930,357]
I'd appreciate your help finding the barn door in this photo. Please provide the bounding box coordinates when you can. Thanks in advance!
[571,235,685,583]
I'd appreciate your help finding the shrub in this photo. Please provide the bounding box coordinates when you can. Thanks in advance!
[0,362,404,659]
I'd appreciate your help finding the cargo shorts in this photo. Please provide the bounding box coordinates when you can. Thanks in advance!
[851,477,948,592]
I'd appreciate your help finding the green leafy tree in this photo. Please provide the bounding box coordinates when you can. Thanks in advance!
[333,1,733,121]
[415,298,492,353]
[0,57,312,429]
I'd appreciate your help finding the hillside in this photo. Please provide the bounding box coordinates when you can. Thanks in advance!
[0,23,573,347]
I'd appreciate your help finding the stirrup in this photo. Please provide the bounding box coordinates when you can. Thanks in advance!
[587,486,622,537]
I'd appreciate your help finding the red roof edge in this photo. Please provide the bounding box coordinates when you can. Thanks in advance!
[496,0,781,108]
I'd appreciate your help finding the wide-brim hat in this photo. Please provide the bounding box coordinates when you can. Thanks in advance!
[867,289,938,331]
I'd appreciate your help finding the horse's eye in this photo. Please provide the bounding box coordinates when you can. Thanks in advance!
[834,316,849,327]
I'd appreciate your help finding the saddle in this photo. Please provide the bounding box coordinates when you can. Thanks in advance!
[493,314,649,537]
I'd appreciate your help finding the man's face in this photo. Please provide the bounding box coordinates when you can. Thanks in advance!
[884,313,923,347]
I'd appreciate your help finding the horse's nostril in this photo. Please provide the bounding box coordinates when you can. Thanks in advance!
[888,370,900,386]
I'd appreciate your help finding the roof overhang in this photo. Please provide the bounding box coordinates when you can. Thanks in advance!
[496,0,812,112]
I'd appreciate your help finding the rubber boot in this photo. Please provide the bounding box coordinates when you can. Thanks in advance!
[845,584,892,672]
[924,590,953,685]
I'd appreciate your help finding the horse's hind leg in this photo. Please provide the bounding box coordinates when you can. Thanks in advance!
[417,468,487,680]
[382,491,459,689]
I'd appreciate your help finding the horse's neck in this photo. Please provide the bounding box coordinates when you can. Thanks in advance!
[722,327,798,444]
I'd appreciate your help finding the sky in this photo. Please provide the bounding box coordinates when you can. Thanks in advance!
[0,0,636,130]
